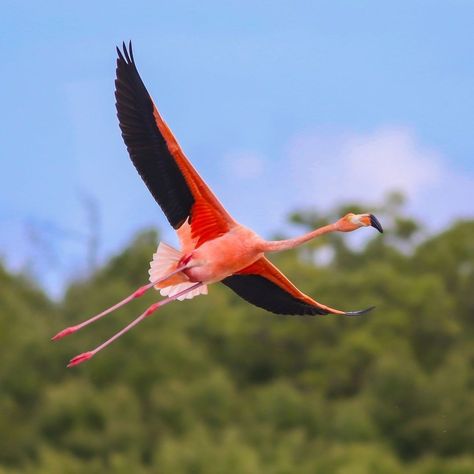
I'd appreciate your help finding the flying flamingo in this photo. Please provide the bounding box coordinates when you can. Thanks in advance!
[53,42,383,367]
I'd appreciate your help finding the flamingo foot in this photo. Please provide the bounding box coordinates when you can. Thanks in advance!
[51,325,79,341]
[67,351,94,368]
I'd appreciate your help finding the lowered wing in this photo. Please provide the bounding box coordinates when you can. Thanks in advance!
[222,257,374,316]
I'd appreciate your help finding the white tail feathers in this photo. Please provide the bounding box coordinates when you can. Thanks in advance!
[148,242,181,281]
[148,242,208,301]
[160,282,208,301]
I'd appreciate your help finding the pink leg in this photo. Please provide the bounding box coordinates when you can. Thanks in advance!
[52,265,188,341]
[67,282,203,367]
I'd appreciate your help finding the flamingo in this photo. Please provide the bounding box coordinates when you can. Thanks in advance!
[53,42,383,367]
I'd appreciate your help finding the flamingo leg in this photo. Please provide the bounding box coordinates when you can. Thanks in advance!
[52,265,188,341]
[67,282,203,367]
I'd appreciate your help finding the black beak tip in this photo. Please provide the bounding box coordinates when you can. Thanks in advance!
[369,214,383,233]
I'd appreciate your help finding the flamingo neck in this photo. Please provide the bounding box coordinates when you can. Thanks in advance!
[262,223,338,253]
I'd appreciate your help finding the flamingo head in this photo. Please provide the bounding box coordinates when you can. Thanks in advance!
[336,213,384,233]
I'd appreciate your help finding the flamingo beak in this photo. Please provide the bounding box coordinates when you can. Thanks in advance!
[369,214,383,233]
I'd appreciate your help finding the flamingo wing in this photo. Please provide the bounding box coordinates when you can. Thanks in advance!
[222,257,374,316]
[115,42,235,247]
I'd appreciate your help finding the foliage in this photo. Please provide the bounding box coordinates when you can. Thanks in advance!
[1,197,473,473]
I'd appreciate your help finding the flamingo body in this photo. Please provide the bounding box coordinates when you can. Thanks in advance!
[53,42,384,367]
[182,225,264,284]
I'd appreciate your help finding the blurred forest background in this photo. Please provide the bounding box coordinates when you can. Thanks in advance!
[1,193,473,474]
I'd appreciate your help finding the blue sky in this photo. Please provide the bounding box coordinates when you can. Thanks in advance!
[1,1,473,296]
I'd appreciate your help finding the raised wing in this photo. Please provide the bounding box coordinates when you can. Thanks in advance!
[222,257,374,316]
[115,42,235,247]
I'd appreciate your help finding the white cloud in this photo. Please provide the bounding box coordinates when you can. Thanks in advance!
[340,128,442,198]
[285,126,474,228]
[223,150,265,180]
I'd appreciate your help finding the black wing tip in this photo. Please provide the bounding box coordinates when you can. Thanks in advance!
[343,305,376,317]
[116,40,135,65]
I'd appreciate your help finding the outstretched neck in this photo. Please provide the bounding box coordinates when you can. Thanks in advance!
[262,223,338,253]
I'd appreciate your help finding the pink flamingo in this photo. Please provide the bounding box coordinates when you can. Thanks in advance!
[53,43,383,367]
